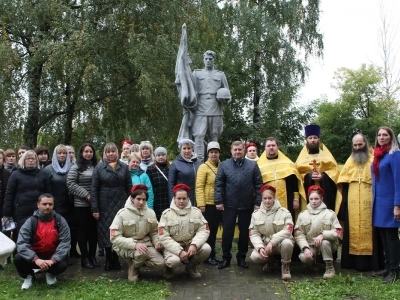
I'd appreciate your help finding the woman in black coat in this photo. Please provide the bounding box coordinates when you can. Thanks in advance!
[2,150,51,242]
[168,139,201,206]
[43,144,78,262]
[91,142,132,271]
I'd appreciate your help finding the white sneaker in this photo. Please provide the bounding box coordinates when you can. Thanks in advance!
[21,275,34,290]
[45,272,57,285]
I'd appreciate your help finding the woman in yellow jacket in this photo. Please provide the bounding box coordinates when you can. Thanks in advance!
[195,141,221,265]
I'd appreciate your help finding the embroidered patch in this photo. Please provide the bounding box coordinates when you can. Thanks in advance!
[287,224,294,232]
[158,227,164,236]
[205,224,210,231]
[335,228,342,235]
[110,229,116,237]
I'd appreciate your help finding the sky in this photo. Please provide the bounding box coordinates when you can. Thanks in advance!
[299,0,400,104]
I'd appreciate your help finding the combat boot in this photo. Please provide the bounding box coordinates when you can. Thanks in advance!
[323,260,335,279]
[281,260,291,280]
[127,260,139,282]
[185,263,201,279]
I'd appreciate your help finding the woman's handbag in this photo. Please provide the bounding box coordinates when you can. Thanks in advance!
[0,231,16,264]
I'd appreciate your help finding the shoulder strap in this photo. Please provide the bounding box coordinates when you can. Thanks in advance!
[204,162,217,175]
[30,216,38,243]
[155,165,168,181]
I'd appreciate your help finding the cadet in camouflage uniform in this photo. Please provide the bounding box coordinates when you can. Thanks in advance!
[249,184,294,280]
[294,185,342,279]
[110,184,164,282]
[158,184,210,279]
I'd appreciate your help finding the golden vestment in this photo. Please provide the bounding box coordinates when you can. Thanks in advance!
[336,155,373,255]
[257,150,306,211]
[295,143,339,184]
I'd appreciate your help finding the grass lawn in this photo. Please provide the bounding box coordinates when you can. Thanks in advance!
[287,273,400,300]
[0,264,170,300]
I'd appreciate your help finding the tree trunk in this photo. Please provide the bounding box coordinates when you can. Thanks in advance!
[253,50,262,125]
[24,62,44,148]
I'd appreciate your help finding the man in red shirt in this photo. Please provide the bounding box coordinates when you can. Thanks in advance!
[15,193,71,290]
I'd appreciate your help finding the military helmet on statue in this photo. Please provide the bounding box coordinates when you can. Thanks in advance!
[216,88,231,103]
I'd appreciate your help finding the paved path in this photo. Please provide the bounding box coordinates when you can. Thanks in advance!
[59,250,358,300]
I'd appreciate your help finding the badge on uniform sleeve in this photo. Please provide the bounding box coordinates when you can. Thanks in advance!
[335,228,342,235]
[158,227,164,236]
[287,224,294,233]
[205,224,210,231]
[110,229,116,237]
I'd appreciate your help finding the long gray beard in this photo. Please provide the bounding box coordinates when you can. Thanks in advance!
[352,150,370,165]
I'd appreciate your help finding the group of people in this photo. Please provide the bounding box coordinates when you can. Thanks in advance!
[1,123,399,289]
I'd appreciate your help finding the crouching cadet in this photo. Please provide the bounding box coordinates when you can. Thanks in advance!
[110,184,164,282]
[294,185,341,279]
[159,184,211,279]
[15,194,70,290]
[249,184,294,280]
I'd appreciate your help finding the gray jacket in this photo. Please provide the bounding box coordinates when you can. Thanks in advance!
[16,210,71,262]
[66,163,95,208]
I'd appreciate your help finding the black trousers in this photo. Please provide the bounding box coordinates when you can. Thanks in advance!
[74,206,98,258]
[14,253,68,278]
[202,205,221,258]
[221,207,252,260]
[378,227,399,272]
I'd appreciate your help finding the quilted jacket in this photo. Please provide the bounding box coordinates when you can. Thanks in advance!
[168,154,201,206]
[214,158,262,209]
[91,160,132,247]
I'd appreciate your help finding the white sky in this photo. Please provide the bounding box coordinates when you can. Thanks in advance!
[299,0,400,103]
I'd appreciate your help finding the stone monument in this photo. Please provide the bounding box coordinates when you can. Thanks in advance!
[175,24,230,161]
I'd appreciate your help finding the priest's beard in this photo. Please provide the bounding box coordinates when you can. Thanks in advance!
[352,146,370,165]
[307,142,320,154]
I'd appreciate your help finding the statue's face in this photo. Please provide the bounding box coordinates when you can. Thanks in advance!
[204,54,214,68]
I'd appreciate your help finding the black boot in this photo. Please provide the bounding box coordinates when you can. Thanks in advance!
[90,256,101,267]
[113,251,121,270]
[81,257,95,269]
[218,259,231,269]
[382,271,398,284]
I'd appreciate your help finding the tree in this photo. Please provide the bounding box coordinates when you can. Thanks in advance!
[376,1,400,102]
[315,64,400,163]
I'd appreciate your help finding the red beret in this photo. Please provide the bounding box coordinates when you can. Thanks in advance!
[307,185,324,196]
[121,139,133,147]
[260,184,276,195]
[245,142,257,150]
[173,184,190,193]
[131,184,148,194]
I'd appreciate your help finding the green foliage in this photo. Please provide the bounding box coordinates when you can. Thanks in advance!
[0,0,322,151]
[315,64,400,163]
[0,266,169,300]
[289,273,400,300]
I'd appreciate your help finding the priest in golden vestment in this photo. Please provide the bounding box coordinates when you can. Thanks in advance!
[257,137,306,220]
[336,134,383,272]
[295,124,339,211]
